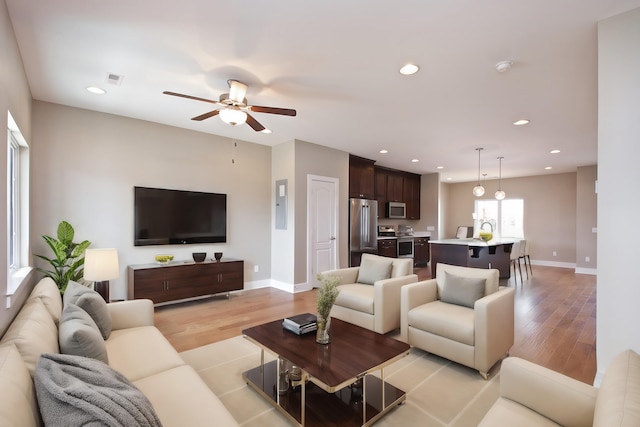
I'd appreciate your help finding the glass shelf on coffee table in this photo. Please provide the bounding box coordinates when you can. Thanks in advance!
[242,317,410,427]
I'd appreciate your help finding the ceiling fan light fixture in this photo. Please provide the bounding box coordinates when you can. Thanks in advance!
[228,80,248,104]
[219,107,247,126]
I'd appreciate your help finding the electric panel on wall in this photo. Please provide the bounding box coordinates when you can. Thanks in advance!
[275,179,287,230]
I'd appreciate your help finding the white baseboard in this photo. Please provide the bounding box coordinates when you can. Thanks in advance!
[243,279,272,290]
[530,260,576,269]
[574,267,597,275]
[260,279,313,294]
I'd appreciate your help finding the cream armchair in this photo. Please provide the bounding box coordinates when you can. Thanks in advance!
[400,263,514,379]
[321,254,418,334]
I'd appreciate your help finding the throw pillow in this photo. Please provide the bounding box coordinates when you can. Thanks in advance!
[357,256,393,285]
[34,353,162,427]
[440,271,486,308]
[64,281,112,339]
[59,304,109,364]
[29,277,63,325]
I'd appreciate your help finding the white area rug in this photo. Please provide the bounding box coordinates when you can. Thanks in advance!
[180,336,500,426]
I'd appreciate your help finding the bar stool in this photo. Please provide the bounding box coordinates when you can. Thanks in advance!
[518,239,529,279]
[520,240,532,277]
[510,240,523,285]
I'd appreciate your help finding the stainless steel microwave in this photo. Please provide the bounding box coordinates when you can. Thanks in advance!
[387,201,406,219]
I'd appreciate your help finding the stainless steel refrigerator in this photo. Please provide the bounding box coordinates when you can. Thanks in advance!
[349,198,378,266]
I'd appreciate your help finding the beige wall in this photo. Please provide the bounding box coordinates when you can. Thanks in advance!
[31,101,273,300]
[443,173,579,265]
[0,0,35,335]
[597,7,640,379]
[576,165,597,272]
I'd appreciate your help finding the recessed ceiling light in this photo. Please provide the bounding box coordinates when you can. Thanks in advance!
[446,177,452,181]
[545,166,553,170]
[411,159,419,163]
[495,61,513,73]
[379,149,388,154]
[436,166,444,169]
[513,119,530,126]
[550,149,560,154]
[86,86,106,95]
[399,64,419,75]
[261,128,272,134]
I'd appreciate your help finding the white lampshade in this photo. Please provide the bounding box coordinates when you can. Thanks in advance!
[472,185,485,197]
[84,248,119,281]
[219,108,247,126]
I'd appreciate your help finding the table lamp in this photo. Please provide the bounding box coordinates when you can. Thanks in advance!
[84,248,119,302]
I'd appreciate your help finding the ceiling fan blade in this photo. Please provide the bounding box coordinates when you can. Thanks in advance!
[249,105,297,116]
[163,91,222,105]
[245,113,266,132]
[191,109,221,121]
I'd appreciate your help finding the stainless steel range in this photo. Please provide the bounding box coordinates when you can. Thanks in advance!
[396,225,414,259]
[378,225,414,259]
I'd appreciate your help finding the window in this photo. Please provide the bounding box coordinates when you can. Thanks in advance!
[7,111,30,300]
[474,198,524,239]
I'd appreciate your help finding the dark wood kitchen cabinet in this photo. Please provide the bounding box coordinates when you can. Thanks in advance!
[349,155,376,199]
[403,173,421,220]
[127,259,244,304]
[374,166,421,219]
[378,238,397,258]
[413,237,430,266]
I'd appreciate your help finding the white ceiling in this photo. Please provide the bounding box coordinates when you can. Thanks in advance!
[6,0,640,182]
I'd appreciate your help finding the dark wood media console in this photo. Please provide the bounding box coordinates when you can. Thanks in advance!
[127,258,243,304]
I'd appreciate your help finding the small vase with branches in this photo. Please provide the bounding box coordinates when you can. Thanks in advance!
[316,274,340,344]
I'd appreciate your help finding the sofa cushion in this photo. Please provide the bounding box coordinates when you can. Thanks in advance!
[593,349,640,427]
[478,397,561,427]
[357,255,393,285]
[105,326,185,382]
[408,300,475,346]
[34,353,162,427]
[440,271,486,308]
[0,298,59,376]
[334,284,375,314]
[64,280,112,339]
[0,344,42,427]
[29,277,63,325]
[134,365,239,426]
[59,304,108,363]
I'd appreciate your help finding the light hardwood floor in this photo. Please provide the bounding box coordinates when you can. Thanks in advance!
[154,264,596,384]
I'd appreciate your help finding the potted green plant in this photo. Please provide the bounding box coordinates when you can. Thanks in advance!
[34,220,91,294]
[316,274,340,344]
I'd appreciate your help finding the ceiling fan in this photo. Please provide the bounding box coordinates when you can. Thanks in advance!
[163,79,296,132]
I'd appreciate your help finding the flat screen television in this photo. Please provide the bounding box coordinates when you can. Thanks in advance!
[134,186,227,246]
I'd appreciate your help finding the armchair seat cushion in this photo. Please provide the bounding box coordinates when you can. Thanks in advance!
[334,284,375,315]
[408,301,475,346]
[480,397,561,426]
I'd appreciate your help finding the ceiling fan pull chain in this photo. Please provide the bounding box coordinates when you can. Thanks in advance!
[231,138,237,164]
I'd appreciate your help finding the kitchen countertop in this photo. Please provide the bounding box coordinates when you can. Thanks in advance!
[377,231,431,240]
[429,238,515,247]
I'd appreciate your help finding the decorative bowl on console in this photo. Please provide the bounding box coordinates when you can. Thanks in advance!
[214,252,223,261]
[155,254,174,265]
[192,252,206,263]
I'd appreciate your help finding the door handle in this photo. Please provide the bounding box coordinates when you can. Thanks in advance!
[330,237,336,240]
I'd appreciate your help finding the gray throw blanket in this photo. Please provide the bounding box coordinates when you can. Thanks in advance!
[34,353,162,427]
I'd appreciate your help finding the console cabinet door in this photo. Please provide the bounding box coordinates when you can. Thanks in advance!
[128,260,244,304]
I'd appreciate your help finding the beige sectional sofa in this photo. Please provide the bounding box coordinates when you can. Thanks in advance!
[0,277,238,426]
[479,349,640,426]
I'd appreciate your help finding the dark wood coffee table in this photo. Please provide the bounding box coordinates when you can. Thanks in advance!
[242,317,410,427]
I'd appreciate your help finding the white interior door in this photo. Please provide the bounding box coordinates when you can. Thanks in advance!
[308,175,338,287]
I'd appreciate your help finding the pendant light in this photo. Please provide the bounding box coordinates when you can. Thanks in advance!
[472,148,485,197]
[495,156,506,200]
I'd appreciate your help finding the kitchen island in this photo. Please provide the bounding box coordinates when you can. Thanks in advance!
[429,239,515,279]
